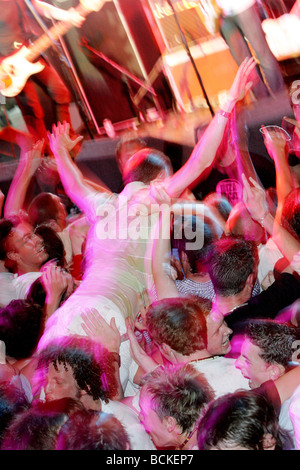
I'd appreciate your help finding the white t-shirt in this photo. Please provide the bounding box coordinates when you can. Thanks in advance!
[101,400,156,450]
[216,0,255,16]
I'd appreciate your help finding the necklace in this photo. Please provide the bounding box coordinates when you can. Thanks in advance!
[176,427,196,450]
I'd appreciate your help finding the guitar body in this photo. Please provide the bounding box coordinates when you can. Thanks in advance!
[0,0,109,98]
[0,46,45,97]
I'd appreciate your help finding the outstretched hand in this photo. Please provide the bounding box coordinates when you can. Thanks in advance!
[227,57,256,104]
[242,173,268,222]
[261,125,288,160]
[80,307,121,353]
[48,121,83,155]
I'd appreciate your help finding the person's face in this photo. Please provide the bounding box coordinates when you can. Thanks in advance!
[235,337,273,389]
[44,362,82,402]
[206,311,232,356]
[138,389,174,448]
[7,222,47,270]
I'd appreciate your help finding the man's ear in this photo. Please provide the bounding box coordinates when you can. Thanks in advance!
[262,433,276,450]
[268,363,285,381]
[6,251,19,263]
[163,415,178,434]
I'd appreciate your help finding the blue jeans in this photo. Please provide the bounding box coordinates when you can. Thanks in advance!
[218,4,285,98]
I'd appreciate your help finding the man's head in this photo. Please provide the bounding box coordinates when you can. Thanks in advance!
[207,236,258,299]
[35,336,118,407]
[57,410,131,450]
[0,216,47,274]
[115,136,147,172]
[146,297,232,359]
[28,192,68,231]
[146,297,208,360]
[235,320,300,388]
[122,148,173,186]
[197,389,283,450]
[0,299,44,360]
[138,364,213,449]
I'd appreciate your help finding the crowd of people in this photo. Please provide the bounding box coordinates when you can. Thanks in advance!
[0,0,300,453]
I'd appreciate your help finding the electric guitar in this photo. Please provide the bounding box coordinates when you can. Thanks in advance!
[0,0,110,98]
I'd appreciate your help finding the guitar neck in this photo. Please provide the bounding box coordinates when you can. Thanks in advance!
[25,4,90,62]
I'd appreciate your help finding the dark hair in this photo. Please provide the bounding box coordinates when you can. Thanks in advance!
[28,192,63,227]
[1,398,83,450]
[281,188,300,240]
[36,336,118,402]
[197,390,287,450]
[0,214,28,261]
[57,410,131,450]
[122,148,173,185]
[245,320,300,368]
[146,297,207,355]
[115,136,147,162]
[207,236,258,296]
[141,364,214,435]
[0,299,45,359]
[34,224,66,268]
[172,215,216,274]
[0,381,29,446]
[204,192,232,223]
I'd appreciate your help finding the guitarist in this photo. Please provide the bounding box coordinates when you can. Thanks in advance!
[0,0,85,152]
[210,1,285,99]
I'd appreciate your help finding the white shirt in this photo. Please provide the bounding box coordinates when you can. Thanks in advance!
[216,0,255,15]
[101,400,156,450]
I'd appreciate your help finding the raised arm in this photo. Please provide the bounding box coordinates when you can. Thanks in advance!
[261,126,294,224]
[242,174,300,264]
[152,206,180,300]
[4,140,43,218]
[164,58,256,198]
[48,122,111,213]
[32,0,85,26]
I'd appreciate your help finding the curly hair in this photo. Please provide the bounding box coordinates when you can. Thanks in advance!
[245,320,300,368]
[141,364,214,435]
[281,188,300,240]
[36,336,118,403]
[146,297,207,355]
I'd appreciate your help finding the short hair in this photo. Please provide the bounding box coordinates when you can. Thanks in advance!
[28,192,63,227]
[141,364,214,435]
[207,236,258,296]
[115,136,147,162]
[0,299,44,359]
[281,188,300,240]
[36,336,118,402]
[122,148,173,185]
[197,389,287,450]
[1,398,83,450]
[0,214,27,261]
[57,410,131,450]
[146,297,207,355]
[34,224,66,268]
[0,381,29,446]
[245,320,300,369]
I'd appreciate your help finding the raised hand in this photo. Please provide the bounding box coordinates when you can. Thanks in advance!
[48,121,83,155]
[80,307,121,353]
[227,57,256,105]
[261,125,288,161]
[242,173,268,222]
